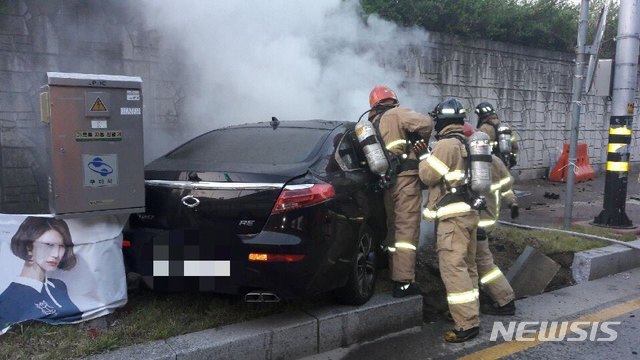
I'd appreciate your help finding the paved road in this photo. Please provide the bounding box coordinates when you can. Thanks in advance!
[503,311,639,360]
[304,268,640,360]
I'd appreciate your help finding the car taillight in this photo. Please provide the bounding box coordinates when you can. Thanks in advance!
[248,253,305,262]
[271,183,335,214]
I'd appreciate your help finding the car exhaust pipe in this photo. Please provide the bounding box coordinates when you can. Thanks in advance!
[244,291,281,303]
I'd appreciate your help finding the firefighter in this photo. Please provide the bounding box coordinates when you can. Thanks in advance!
[464,123,518,316]
[368,85,433,298]
[475,102,519,168]
[416,98,481,343]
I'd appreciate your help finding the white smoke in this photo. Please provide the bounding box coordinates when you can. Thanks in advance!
[137,0,432,157]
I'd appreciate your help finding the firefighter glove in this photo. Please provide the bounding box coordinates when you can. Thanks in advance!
[508,153,518,169]
[510,204,519,219]
[413,140,431,161]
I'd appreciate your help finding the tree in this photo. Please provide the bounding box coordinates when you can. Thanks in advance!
[359,0,616,53]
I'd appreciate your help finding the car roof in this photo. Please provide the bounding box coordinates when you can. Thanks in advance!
[225,120,351,131]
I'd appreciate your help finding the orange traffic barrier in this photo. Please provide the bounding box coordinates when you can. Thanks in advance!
[548,143,595,183]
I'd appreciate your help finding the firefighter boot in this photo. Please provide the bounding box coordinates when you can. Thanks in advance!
[392,282,421,298]
[444,326,480,343]
[481,300,516,316]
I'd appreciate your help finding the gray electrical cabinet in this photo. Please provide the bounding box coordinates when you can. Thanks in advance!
[40,72,145,217]
[593,59,613,97]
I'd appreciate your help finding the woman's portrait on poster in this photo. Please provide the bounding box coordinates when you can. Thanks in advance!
[0,216,81,330]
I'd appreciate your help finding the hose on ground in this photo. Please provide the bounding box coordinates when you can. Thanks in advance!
[497,220,640,251]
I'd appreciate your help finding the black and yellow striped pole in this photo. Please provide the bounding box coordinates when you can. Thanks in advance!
[593,0,639,228]
[593,116,633,227]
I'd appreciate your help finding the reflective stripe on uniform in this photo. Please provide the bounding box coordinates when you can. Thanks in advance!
[444,170,466,181]
[395,242,417,251]
[426,156,450,176]
[499,176,512,187]
[478,219,496,228]
[480,266,504,285]
[387,246,396,253]
[423,208,437,220]
[447,288,479,305]
[501,189,515,197]
[423,202,472,220]
[386,139,407,151]
[492,176,512,191]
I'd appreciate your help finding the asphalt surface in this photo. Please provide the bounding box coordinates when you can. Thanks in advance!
[303,268,640,360]
[505,168,640,230]
[505,310,640,360]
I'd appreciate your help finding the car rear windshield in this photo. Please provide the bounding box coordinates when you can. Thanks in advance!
[165,127,330,164]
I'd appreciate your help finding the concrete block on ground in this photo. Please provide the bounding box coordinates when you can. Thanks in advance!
[572,239,640,283]
[506,245,561,298]
[304,293,422,353]
[85,340,175,360]
[165,310,317,360]
[80,313,116,331]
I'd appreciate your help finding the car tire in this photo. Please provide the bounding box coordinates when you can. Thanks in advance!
[334,224,377,305]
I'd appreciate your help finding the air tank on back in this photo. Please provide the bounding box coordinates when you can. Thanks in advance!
[468,131,492,194]
[497,125,513,155]
[355,119,389,180]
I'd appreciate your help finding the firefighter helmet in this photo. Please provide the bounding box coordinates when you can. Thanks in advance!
[475,102,496,118]
[369,86,398,108]
[463,122,476,137]
[432,98,467,120]
[432,98,467,134]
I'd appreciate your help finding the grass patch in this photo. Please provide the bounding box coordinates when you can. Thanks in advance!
[491,224,636,255]
[0,276,394,360]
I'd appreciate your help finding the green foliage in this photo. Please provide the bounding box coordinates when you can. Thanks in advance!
[491,223,635,255]
[0,276,395,359]
[587,0,619,58]
[360,0,618,54]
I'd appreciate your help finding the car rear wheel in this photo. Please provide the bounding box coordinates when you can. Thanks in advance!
[334,224,377,305]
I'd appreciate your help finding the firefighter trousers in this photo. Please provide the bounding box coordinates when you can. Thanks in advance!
[436,213,480,331]
[385,174,422,283]
[476,233,515,306]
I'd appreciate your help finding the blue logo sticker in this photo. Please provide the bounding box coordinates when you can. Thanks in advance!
[87,157,114,177]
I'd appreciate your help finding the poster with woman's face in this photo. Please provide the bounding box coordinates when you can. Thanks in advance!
[0,214,129,334]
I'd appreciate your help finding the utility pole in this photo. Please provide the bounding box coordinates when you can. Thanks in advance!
[594,0,640,228]
[563,0,590,229]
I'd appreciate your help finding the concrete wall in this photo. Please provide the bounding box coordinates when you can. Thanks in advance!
[389,32,640,180]
[0,1,638,212]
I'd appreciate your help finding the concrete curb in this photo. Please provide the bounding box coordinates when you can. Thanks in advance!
[572,239,640,283]
[85,293,422,360]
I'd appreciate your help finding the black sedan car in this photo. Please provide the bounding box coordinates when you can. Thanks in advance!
[124,119,387,305]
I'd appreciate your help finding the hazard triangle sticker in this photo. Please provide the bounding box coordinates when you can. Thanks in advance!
[90,97,108,112]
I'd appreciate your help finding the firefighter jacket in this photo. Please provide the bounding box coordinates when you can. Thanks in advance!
[419,124,476,221]
[371,106,433,177]
[478,155,518,228]
[478,114,500,142]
